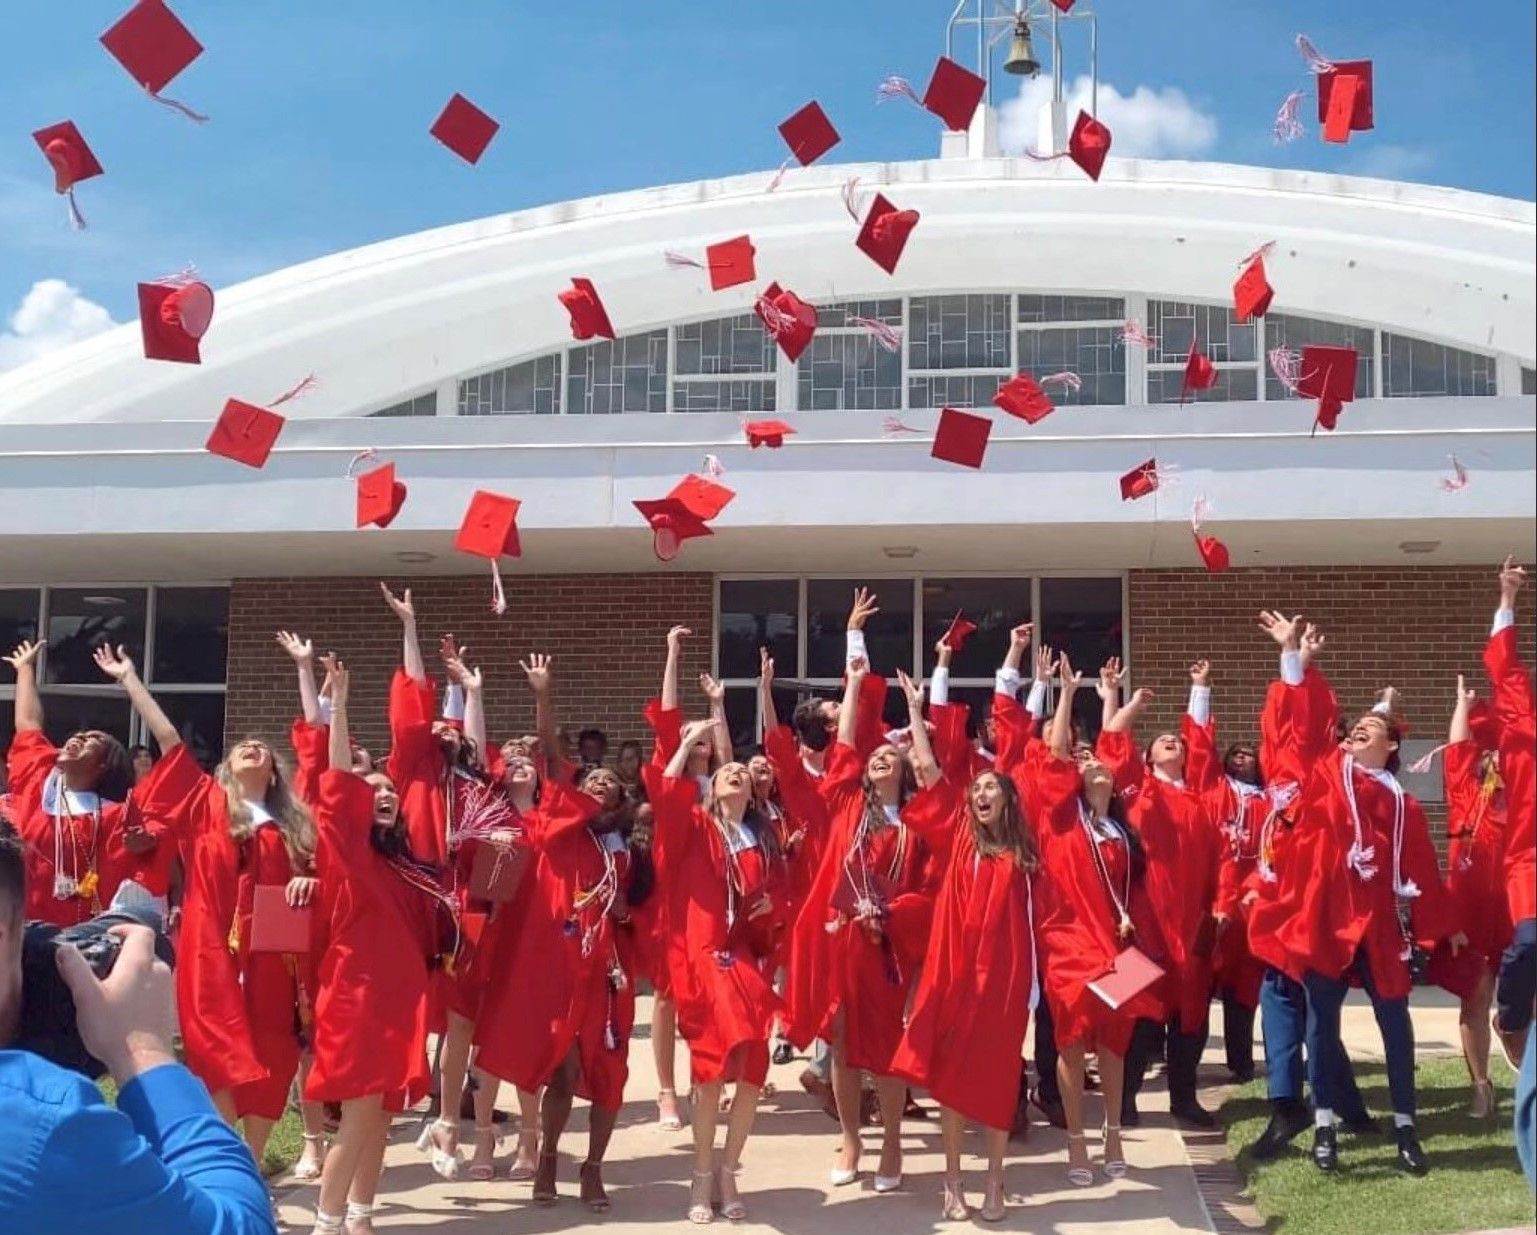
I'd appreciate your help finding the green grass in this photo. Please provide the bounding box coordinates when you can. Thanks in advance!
[97,1075,305,1178]
[1220,1056,1535,1235]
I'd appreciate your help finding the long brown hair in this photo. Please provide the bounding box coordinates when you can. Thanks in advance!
[858,748,918,836]
[216,741,316,871]
[969,770,1039,873]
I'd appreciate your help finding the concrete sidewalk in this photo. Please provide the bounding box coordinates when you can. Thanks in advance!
[274,991,1467,1233]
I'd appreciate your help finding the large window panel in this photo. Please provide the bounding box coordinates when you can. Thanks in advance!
[675,315,775,376]
[907,373,1004,410]
[798,334,902,411]
[908,295,1012,370]
[36,690,133,751]
[920,577,1033,677]
[1263,315,1376,402]
[805,579,913,678]
[0,589,40,686]
[1017,295,1126,323]
[366,392,437,418]
[566,330,669,415]
[1382,333,1497,398]
[1147,300,1257,365]
[160,692,227,770]
[718,580,798,680]
[1039,577,1124,740]
[153,587,230,685]
[459,356,561,416]
[1017,326,1127,405]
[1147,366,1258,404]
[44,588,148,686]
[1522,367,1535,396]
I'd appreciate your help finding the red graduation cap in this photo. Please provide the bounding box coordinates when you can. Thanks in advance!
[668,473,735,521]
[1050,0,1076,9]
[745,419,795,449]
[1068,110,1112,181]
[940,611,978,652]
[855,194,920,275]
[778,100,840,166]
[430,93,500,164]
[930,407,992,469]
[1318,60,1373,143]
[99,1,204,114]
[1194,532,1231,573]
[1180,342,1218,403]
[356,462,407,529]
[1233,255,1274,322]
[634,497,714,562]
[32,122,103,194]
[1298,344,1358,432]
[993,373,1054,424]
[704,235,756,291]
[456,490,522,614]
[754,283,817,362]
[206,399,284,469]
[138,278,214,364]
[922,56,987,132]
[1119,459,1160,501]
[558,277,615,342]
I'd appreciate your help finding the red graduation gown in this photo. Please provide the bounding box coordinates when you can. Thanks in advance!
[1485,624,1536,923]
[304,770,453,1108]
[385,668,453,868]
[473,785,637,1108]
[892,781,1040,1130]
[4,730,197,926]
[1096,730,1220,1033]
[783,743,940,1074]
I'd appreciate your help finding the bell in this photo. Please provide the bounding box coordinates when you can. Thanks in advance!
[1003,16,1040,77]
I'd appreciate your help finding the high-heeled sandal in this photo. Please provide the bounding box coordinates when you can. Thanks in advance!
[1102,1122,1128,1179]
[413,1118,461,1181]
[293,1133,326,1182]
[532,1151,560,1205]
[979,1179,1007,1223]
[688,1170,716,1224]
[579,1160,611,1212]
[658,1087,685,1131]
[311,1211,343,1235]
[716,1164,747,1222]
[941,1178,969,1221]
[1066,1132,1095,1187]
[343,1201,374,1233]
[508,1127,539,1180]
[467,1123,502,1181]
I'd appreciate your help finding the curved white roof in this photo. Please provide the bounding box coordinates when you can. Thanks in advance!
[2,155,1533,426]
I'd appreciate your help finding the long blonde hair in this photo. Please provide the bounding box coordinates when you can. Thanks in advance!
[215,742,317,872]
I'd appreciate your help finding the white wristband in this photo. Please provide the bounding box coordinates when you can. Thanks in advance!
[1024,679,1047,719]
[1493,607,1515,636]
[846,629,868,668]
[318,697,334,725]
[1187,684,1211,726]
[442,683,466,722]
[995,665,1022,699]
[930,665,950,707]
[1280,650,1304,687]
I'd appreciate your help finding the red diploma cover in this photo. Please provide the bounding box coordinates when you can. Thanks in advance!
[467,837,530,903]
[250,884,312,954]
[1087,945,1165,1010]
[830,867,899,919]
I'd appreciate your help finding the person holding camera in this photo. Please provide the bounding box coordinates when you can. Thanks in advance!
[0,826,276,1233]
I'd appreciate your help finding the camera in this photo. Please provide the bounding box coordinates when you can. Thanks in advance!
[14,904,176,1079]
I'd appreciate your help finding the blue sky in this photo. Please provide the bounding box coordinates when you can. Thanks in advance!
[2,0,1532,365]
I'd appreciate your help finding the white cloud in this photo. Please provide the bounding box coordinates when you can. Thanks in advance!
[0,279,118,373]
[999,73,1219,160]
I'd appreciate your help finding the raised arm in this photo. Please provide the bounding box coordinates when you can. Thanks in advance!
[1025,633,1052,719]
[1485,557,1533,730]
[660,625,690,712]
[1049,654,1084,760]
[895,669,940,788]
[519,654,558,779]
[1097,656,1123,733]
[1184,658,1221,792]
[323,655,352,771]
[757,646,779,736]
[276,630,322,725]
[95,645,180,755]
[4,639,45,732]
[836,655,869,749]
[929,637,953,707]
[664,718,715,780]
[441,635,488,765]
[699,672,733,765]
[1449,674,1474,745]
[380,582,426,685]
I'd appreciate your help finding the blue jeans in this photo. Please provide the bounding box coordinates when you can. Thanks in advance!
[1496,917,1537,1036]
[1304,948,1415,1118]
[1260,967,1368,1118]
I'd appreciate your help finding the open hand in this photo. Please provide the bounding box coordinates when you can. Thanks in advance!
[847,587,879,631]
[93,644,137,684]
[379,583,415,623]
[2,640,43,672]
[275,631,313,663]
[519,653,553,694]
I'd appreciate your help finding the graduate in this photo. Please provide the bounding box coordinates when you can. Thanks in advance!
[304,655,460,1235]
[3,640,196,925]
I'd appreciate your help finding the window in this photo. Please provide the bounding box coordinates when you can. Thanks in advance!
[367,392,437,418]
[1523,367,1535,396]
[459,355,561,415]
[1146,300,1257,404]
[1382,333,1497,398]
[796,300,903,411]
[1016,295,1127,406]
[672,314,776,413]
[714,574,1125,751]
[1263,314,1375,402]
[908,295,1012,409]
[566,330,669,415]
[0,586,230,774]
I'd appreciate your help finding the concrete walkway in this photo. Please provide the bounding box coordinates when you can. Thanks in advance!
[274,991,1467,1233]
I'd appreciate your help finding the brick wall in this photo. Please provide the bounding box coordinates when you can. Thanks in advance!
[1127,565,1537,753]
[226,575,715,757]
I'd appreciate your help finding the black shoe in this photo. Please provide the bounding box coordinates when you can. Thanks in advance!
[1228,1063,1256,1084]
[1394,1126,1429,1176]
[1312,1125,1338,1172]
[1171,1097,1217,1129]
[1341,1112,1382,1137]
[1250,1102,1310,1161]
[771,1039,795,1066]
[1030,1086,1068,1131]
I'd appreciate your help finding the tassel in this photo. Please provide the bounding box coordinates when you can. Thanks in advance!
[701,453,725,479]
[876,75,921,106]
[754,294,789,335]
[841,176,864,221]
[1120,319,1156,349]
[270,374,317,407]
[1346,841,1378,882]
[1394,877,1422,899]
[1295,33,1336,74]
[1273,91,1305,144]
[764,153,795,194]
[1267,346,1307,396]
[1406,744,1447,775]
[144,84,209,124]
[1039,370,1083,392]
[153,263,201,288]
[344,449,380,480]
[663,250,704,270]
[489,559,507,616]
[1238,241,1277,270]
[849,316,903,353]
[65,188,87,231]
[1439,455,1469,493]
[881,416,924,437]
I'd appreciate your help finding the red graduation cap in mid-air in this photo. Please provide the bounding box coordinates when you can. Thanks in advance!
[99,1,206,119]
[1180,342,1218,403]
[356,462,408,529]
[1119,459,1161,502]
[139,277,215,364]
[930,407,992,469]
[430,93,500,164]
[1318,60,1374,144]
[745,419,795,449]
[754,283,817,363]
[993,374,1055,424]
[206,399,284,469]
[456,490,522,613]
[1068,110,1112,181]
[922,56,987,132]
[778,100,841,166]
[1233,254,1274,322]
[939,611,978,652]
[558,278,615,342]
[855,194,921,275]
[1298,345,1359,432]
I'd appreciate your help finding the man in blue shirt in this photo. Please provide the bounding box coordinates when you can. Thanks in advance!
[0,827,276,1234]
